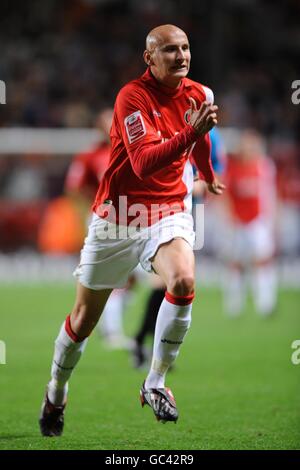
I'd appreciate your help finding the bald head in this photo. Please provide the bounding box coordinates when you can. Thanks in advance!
[146,24,188,52]
[143,24,191,88]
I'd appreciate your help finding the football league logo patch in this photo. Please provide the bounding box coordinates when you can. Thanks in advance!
[124,111,146,144]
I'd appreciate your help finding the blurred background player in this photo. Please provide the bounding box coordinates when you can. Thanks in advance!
[131,126,226,368]
[64,109,113,228]
[0,0,298,449]
[220,129,277,316]
[65,108,132,349]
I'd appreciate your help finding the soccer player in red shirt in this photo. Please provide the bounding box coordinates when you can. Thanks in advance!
[65,109,112,215]
[39,24,225,436]
[65,108,133,350]
[220,129,277,316]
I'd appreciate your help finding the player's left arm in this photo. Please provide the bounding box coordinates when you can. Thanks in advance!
[190,87,225,196]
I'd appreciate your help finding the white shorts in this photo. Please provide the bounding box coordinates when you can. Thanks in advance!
[73,212,195,290]
[221,217,275,264]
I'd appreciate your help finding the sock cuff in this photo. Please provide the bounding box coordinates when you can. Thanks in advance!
[165,291,195,306]
[65,315,86,343]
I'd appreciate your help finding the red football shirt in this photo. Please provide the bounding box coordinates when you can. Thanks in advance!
[225,156,276,223]
[65,142,110,197]
[93,68,215,225]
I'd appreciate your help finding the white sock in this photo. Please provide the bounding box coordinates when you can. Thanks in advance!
[97,290,125,338]
[145,292,193,389]
[48,379,69,407]
[48,316,88,405]
[223,267,246,316]
[251,264,277,315]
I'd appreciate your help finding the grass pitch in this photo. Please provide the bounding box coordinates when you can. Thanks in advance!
[0,283,299,450]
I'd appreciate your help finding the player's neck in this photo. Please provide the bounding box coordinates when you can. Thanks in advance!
[150,68,182,89]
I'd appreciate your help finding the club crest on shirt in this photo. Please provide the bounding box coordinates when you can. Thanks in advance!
[124,111,146,144]
[184,108,192,124]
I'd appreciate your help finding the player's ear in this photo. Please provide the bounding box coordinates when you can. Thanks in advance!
[143,50,153,66]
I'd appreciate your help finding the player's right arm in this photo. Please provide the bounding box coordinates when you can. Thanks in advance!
[116,86,201,179]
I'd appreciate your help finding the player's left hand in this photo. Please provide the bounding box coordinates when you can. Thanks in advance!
[207,179,226,195]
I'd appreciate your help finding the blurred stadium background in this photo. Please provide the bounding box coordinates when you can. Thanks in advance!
[0,0,299,450]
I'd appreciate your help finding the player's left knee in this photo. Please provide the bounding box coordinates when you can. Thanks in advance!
[168,274,195,297]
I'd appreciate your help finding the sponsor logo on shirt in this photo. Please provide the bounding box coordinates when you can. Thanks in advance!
[124,110,146,144]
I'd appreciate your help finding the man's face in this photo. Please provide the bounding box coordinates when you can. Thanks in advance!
[148,30,191,87]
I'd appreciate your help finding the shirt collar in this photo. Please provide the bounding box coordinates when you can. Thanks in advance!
[141,67,191,97]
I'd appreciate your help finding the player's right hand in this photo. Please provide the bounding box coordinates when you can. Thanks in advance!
[189,97,218,136]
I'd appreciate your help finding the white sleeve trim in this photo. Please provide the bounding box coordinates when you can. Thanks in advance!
[202,86,214,104]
